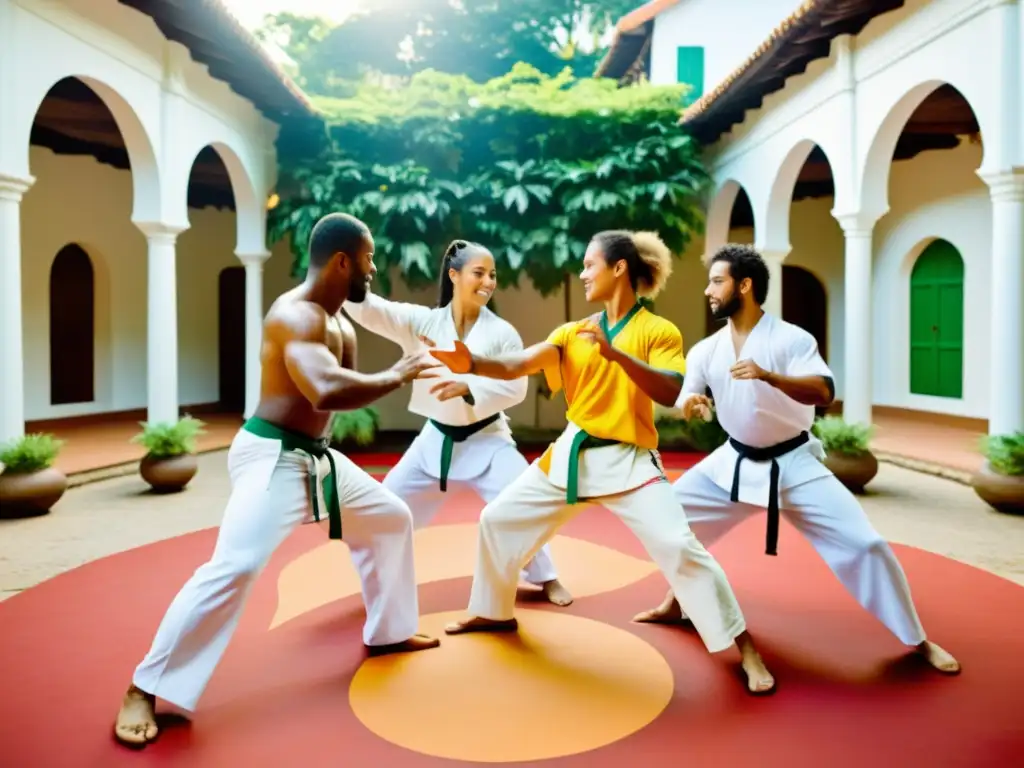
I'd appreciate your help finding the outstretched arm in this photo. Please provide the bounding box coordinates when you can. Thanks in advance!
[270,303,436,411]
[431,339,560,381]
[343,291,432,350]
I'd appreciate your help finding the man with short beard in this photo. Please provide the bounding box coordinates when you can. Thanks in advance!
[633,244,960,678]
[114,213,443,748]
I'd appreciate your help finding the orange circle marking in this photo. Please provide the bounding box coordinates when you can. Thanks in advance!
[349,609,675,762]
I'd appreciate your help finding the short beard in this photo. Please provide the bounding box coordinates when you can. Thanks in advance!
[710,294,741,321]
[346,277,369,303]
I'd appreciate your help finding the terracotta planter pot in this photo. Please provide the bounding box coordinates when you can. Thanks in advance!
[140,453,198,493]
[971,462,1024,515]
[0,466,68,517]
[823,450,878,494]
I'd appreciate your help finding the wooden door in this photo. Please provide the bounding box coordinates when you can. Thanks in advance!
[910,239,964,398]
[218,266,246,413]
[49,244,95,405]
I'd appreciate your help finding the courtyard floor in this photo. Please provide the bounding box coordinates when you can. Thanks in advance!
[1,450,1021,603]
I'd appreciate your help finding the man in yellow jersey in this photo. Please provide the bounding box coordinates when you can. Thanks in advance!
[429,230,775,694]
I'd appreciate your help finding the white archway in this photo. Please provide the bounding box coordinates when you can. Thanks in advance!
[179,138,265,255]
[858,79,991,221]
[761,139,837,253]
[703,179,752,263]
[18,75,162,223]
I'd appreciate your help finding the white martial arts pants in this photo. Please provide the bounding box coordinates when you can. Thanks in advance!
[382,441,559,585]
[132,429,420,712]
[673,469,927,646]
[467,464,747,653]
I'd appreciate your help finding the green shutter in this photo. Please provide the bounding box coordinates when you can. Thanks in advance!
[909,239,964,399]
[676,47,705,106]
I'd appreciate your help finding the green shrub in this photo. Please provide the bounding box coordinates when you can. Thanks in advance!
[331,407,380,446]
[812,416,874,457]
[131,416,206,458]
[979,431,1024,476]
[0,433,64,474]
[656,411,728,453]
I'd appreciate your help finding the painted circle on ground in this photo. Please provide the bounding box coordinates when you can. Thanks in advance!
[348,608,675,762]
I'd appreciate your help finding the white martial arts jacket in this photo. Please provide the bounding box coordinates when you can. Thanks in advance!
[344,292,528,482]
[678,313,833,508]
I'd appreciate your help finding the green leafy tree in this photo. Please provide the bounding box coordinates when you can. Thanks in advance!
[256,1,638,87]
[269,66,709,301]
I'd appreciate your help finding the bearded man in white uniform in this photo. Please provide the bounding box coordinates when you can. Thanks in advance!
[344,239,572,606]
[634,244,960,676]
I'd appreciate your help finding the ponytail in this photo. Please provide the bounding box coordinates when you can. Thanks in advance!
[436,239,485,307]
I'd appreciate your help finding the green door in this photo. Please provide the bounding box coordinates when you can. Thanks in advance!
[909,239,964,398]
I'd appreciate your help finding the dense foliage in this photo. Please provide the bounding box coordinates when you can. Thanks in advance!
[269,65,709,296]
[255,1,637,89]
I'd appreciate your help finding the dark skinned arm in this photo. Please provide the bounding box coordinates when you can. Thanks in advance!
[606,347,684,407]
[284,339,406,410]
[272,303,431,411]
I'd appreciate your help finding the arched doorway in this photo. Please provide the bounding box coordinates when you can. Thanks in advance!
[49,244,95,405]
[909,239,964,398]
[218,266,246,412]
[782,265,828,361]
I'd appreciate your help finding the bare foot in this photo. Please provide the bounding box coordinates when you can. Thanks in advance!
[444,616,519,635]
[736,633,775,695]
[631,590,691,625]
[367,633,440,657]
[113,685,158,747]
[542,579,574,607]
[917,641,960,674]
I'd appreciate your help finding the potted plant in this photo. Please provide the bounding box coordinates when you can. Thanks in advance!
[330,407,380,452]
[0,433,67,517]
[131,415,206,493]
[971,431,1024,515]
[812,415,878,493]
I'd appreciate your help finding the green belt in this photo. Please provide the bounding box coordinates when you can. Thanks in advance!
[243,417,342,540]
[565,430,621,504]
[429,414,501,491]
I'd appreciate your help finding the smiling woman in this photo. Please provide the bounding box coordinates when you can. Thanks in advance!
[342,238,573,605]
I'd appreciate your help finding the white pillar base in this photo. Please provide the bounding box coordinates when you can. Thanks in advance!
[237,250,270,419]
[135,221,185,426]
[979,170,1024,435]
[0,172,34,445]
[836,215,875,426]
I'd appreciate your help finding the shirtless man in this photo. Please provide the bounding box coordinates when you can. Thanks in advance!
[633,243,959,676]
[114,212,442,748]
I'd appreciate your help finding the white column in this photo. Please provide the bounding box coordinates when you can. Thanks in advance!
[980,171,1024,435]
[135,222,184,425]
[837,215,875,426]
[760,249,787,318]
[0,173,33,445]
[236,250,270,419]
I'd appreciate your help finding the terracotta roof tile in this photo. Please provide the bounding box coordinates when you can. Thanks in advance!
[680,0,820,125]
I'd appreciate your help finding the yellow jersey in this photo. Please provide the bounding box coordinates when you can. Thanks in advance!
[542,303,687,450]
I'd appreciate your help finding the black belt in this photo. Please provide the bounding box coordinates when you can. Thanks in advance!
[243,417,342,540]
[429,414,501,491]
[728,431,810,556]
